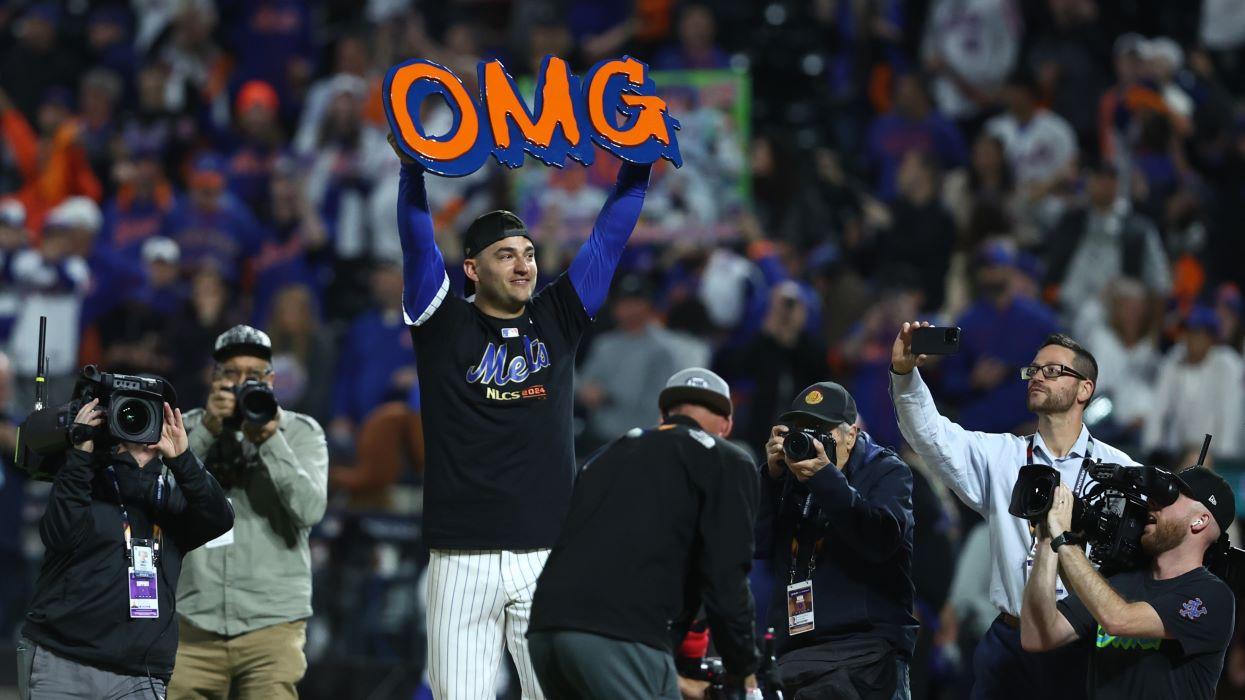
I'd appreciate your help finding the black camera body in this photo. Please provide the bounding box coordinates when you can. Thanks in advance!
[782,425,836,464]
[1009,461,1185,573]
[17,365,173,480]
[227,379,278,427]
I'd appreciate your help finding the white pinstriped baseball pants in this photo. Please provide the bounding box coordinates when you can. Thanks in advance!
[426,548,550,699]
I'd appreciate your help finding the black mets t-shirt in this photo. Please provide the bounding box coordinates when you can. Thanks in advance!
[1057,567,1234,700]
[411,275,590,549]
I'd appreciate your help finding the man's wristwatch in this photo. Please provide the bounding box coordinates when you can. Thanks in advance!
[1050,532,1076,552]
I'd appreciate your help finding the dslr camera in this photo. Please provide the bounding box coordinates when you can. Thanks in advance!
[17,365,174,480]
[226,380,278,427]
[782,425,836,464]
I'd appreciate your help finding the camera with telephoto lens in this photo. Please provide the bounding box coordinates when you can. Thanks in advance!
[16,365,173,480]
[227,379,278,427]
[1011,460,1190,574]
[782,425,836,463]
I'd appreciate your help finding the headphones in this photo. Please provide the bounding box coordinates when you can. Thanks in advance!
[1194,519,1205,526]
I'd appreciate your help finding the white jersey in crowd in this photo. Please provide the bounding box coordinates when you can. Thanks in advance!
[1144,343,1245,459]
[8,250,90,377]
[922,0,1022,119]
[890,368,1138,618]
[985,110,1077,188]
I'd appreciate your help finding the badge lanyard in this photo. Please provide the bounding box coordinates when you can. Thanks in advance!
[786,505,822,636]
[103,466,162,563]
[105,466,163,619]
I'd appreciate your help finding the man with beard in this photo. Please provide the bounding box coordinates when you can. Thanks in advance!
[890,327,1137,700]
[1021,472,1236,699]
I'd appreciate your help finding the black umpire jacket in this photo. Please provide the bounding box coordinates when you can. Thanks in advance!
[23,446,233,680]
[756,430,918,658]
[529,413,760,677]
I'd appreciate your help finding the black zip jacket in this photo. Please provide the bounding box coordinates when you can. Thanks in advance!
[529,414,760,677]
[756,430,919,658]
[23,447,233,680]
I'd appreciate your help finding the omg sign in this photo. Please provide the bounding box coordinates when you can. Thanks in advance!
[383,55,682,177]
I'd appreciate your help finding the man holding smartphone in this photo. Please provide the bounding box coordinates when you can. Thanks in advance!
[889,325,1138,700]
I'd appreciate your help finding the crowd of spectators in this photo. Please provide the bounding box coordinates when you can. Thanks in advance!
[3,0,1245,697]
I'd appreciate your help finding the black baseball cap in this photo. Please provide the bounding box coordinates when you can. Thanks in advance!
[780,381,858,426]
[463,210,532,259]
[1177,467,1237,535]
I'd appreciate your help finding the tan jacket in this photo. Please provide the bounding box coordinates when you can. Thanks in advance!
[175,407,328,636]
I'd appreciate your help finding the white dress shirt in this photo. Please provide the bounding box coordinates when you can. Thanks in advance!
[890,368,1138,617]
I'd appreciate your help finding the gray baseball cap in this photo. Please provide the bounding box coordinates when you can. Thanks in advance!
[659,368,732,417]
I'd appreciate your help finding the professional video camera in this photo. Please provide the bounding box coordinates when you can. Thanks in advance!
[1009,435,1245,584]
[14,317,175,480]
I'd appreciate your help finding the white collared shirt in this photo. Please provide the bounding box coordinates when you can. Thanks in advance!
[890,368,1138,616]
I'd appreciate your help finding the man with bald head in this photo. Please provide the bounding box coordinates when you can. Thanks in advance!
[1022,469,1236,699]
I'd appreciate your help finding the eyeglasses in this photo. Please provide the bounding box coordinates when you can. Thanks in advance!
[1020,363,1089,381]
[215,366,273,382]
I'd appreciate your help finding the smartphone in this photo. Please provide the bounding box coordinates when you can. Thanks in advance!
[911,326,962,355]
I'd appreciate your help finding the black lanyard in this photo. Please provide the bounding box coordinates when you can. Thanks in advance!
[787,488,824,584]
[104,466,162,564]
[1027,433,1095,498]
[1027,434,1095,463]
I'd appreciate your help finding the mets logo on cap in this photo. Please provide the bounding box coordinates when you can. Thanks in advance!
[805,390,824,405]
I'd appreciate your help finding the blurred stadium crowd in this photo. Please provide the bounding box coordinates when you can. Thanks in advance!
[3,0,1245,697]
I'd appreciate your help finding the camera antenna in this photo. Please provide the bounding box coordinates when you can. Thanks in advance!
[33,315,47,411]
[1196,434,1212,469]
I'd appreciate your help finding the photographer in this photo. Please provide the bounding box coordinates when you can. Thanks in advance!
[890,325,1137,699]
[757,381,917,698]
[1021,471,1236,698]
[18,399,233,699]
[169,325,328,700]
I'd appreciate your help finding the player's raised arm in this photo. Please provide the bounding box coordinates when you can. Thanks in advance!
[567,161,653,318]
[390,134,450,326]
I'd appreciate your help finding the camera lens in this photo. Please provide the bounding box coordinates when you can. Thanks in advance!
[115,399,153,438]
[784,431,814,463]
[239,383,278,424]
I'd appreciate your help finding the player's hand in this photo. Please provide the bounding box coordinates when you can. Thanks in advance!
[765,425,788,479]
[157,403,188,458]
[73,399,104,452]
[203,379,236,435]
[1048,484,1074,539]
[677,675,709,700]
[387,132,417,166]
[891,321,931,375]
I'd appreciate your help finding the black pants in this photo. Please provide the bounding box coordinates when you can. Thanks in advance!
[970,616,1088,700]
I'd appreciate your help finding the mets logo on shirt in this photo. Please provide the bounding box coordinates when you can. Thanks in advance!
[1179,598,1207,621]
[466,336,551,401]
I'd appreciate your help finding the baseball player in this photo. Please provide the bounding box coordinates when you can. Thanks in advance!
[388,134,651,698]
